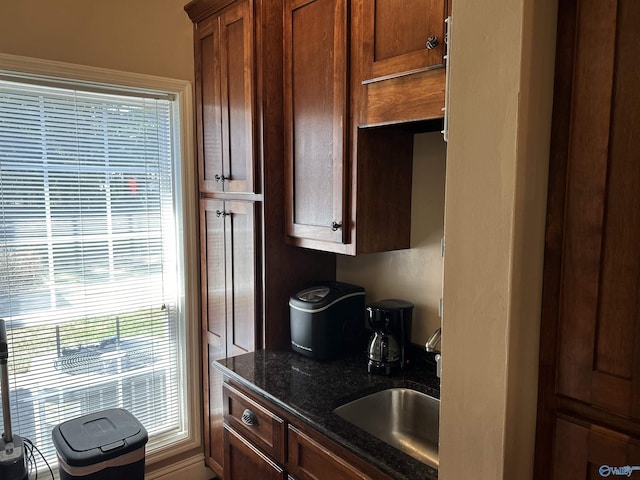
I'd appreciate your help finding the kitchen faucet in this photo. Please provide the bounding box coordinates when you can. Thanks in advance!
[425,328,441,353]
[425,328,442,381]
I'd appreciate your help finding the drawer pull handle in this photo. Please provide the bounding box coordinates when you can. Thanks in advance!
[241,409,259,426]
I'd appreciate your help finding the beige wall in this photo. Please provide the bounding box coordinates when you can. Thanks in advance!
[337,131,446,345]
[0,0,194,82]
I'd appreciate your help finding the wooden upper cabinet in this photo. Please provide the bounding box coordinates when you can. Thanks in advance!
[284,0,348,245]
[360,0,446,83]
[283,0,414,255]
[195,0,255,194]
[196,16,223,192]
[353,0,449,126]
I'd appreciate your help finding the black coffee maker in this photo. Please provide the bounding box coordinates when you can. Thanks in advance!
[366,299,413,375]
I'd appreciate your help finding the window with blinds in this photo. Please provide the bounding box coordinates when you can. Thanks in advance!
[0,79,186,468]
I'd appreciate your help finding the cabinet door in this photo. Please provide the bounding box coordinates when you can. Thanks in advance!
[220,0,256,193]
[224,425,286,480]
[284,0,348,244]
[201,198,258,471]
[359,0,446,83]
[200,199,227,474]
[201,199,227,358]
[535,1,640,477]
[288,425,372,480]
[552,417,640,479]
[223,200,258,356]
[196,16,224,193]
[553,0,640,421]
[196,1,255,194]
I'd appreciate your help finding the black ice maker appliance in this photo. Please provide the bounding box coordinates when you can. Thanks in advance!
[289,281,366,360]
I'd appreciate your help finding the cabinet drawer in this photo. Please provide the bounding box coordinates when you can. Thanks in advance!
[223,382,286,464]
[288,425,372,480]
[224,425,286,480]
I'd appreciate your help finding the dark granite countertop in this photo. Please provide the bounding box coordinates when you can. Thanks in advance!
[215,348,440,480]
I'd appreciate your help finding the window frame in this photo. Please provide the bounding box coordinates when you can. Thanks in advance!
[0,52,201,470]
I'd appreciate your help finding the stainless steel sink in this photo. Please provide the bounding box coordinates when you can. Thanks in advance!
[333,388,439,468]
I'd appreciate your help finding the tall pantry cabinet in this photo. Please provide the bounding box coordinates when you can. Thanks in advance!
[535,0,640,477]
[185,0,336,476]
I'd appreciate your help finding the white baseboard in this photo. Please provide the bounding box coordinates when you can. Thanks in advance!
[145,454,214,480]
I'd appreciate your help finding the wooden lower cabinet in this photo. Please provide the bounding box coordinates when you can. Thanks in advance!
[201,198,258,474]
[288,425,372,480]
[222,380,391,480]
[223,382,286,464]
[225,425,286,480]
[552,416,640,479]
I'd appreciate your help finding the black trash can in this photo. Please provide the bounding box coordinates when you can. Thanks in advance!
[52,408,147,480]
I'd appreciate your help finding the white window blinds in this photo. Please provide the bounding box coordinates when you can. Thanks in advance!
[0,79,185,469]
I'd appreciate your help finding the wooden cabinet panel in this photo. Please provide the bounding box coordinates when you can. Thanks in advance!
[553,0,640,420]
[206,344,225,474]
[196,16,224,193]
[288,425,372,480]
[202,199,226,348]
[284,0,347,245]
[195,0,255,194]
[552,416,640,480]
[223,200,258,356]
[200,199,224,474]
[360,0,446,83]
[284,0,414,255]
[201,198,257,360]
[220,0,255,193]
[200,198,258,473]
[201,199,227,473]
[535,0,640,477]
[225,425,286,480]
[363,69,446,126]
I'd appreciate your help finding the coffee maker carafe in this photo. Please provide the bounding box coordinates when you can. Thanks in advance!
[366,299,413,375]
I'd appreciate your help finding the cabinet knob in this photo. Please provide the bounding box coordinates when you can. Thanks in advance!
[331,221,342,231]
[426,35,439,49]
[216,210,229,218]
[241,409,259,426]
[214,174,229,182]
